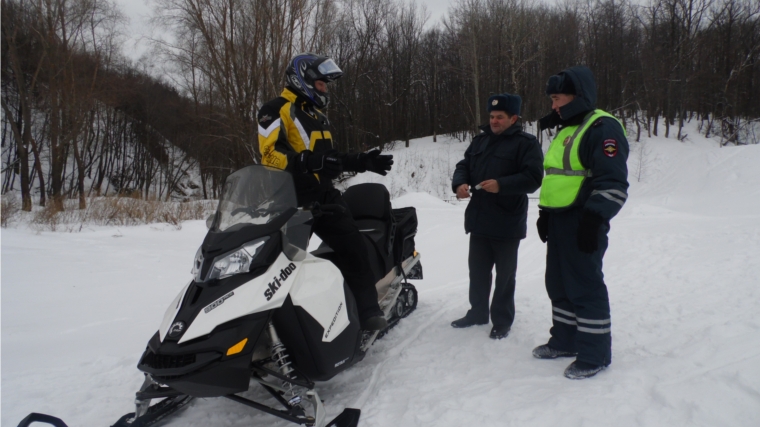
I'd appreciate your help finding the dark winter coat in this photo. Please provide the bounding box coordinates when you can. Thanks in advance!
[540,66,630,220]
[452,123,544,240]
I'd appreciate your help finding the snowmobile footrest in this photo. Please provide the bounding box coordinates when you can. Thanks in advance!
[17,413,69,427]
[326,408,361,427]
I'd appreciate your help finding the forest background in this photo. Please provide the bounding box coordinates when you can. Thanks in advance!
[2,0,759,213]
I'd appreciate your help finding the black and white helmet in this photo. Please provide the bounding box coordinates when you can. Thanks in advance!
[285,53,343,109]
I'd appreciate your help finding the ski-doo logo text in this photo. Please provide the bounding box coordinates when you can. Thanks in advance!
[204,291,234,314]
[264,263,297,301]
[324,302,343,339]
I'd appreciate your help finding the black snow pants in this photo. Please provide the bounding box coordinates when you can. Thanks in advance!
[311,189,382,320]
[545,208,612,366]
[465,234,520,328]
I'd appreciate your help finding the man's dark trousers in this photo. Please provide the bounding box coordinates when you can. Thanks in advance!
[545,208,612,366]
[465,234,520,328]
[311,189,381,320]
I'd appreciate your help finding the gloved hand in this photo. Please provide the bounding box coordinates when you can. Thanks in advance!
[539,111,561,131]
[362,149,393,176]
[536,209,548,243]
[304,149,343,178]
[577,210,605,253]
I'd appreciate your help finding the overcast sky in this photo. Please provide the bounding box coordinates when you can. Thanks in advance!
[115,0,153,60]
[114,0,461,60]
[114,0,581,61]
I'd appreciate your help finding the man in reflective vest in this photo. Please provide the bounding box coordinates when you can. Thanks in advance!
[534,66,629,379]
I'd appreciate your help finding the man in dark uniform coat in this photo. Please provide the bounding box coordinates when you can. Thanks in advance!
[534,66,629,379]
[451,93,544,339]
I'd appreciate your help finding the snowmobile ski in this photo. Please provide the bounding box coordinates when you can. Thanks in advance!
[17,413,69,427]
[325,408,361,427]
[111,394,194,427]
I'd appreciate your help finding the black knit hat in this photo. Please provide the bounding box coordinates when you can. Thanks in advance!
[545,73,576,96]
[487,93,522,116]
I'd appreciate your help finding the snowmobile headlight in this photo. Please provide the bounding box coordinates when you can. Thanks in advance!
[206,237,269,281]
[191,246,204,280]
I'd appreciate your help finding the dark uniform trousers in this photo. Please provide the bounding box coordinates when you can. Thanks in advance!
[311,189,381,320]
[546,208,612,366]
[466,235,520,328]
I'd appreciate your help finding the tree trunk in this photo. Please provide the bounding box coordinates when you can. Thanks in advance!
[72,136,87,209]
[0,98,32,211]
[49,89,66,211]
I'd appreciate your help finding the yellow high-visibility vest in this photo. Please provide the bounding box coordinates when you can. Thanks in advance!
[539,110,625,208]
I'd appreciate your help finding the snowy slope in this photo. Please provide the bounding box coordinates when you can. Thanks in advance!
[2,124,760,427]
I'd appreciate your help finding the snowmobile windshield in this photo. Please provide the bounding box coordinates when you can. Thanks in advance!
[211,166,297,232]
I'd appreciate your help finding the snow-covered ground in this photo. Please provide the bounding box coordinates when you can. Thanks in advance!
[3,123,760,426]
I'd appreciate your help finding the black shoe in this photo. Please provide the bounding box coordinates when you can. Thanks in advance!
[489,325,510,340]
[563,361,609,379]
[361,315,388,331]
[451,316,488,329]
[532,344,577,359]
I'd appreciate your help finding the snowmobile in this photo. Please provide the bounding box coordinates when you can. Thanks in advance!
[20,165,422,427]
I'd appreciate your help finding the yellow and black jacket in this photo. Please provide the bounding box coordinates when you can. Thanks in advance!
[257,87,337,206]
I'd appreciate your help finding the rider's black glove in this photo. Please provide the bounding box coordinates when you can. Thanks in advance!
[577,210,606,254]
[362,150,393,176]
[301,149,343,179]
[341,150,393,176]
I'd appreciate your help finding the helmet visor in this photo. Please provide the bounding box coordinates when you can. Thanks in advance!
[317,59,343,81]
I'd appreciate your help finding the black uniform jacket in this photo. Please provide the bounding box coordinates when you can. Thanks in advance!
[452,123,544,240]
[257,87,337,207]
[544,66,630,221]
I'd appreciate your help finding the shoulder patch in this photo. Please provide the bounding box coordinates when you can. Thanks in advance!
[603,139,618,157]
[259,114,272,124]
[593,118,604,127]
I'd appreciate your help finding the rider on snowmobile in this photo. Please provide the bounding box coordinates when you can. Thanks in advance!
[257,53,394,331]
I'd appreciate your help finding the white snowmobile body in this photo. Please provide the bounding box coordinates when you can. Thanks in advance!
[129,166,421,427]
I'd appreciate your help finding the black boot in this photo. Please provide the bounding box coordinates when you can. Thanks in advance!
[361,315,387,331]
[489,325,510,340]
[451,316,488,328]
[532,344,577,359]
[563,361,609,379]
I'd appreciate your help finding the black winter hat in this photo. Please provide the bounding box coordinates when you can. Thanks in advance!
[487,93,522,116]
[545,73,576,96]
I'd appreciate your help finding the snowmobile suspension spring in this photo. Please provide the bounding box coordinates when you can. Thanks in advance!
[267,322,294,377]
[271,342,293,376]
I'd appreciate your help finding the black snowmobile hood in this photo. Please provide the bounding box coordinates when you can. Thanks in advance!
[557,66,597,121]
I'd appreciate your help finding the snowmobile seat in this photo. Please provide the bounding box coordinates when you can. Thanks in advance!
[342,183,395,274]
[310,183,395,283]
